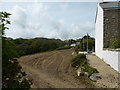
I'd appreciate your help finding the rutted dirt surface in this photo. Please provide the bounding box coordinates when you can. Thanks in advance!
[18,49,95,88]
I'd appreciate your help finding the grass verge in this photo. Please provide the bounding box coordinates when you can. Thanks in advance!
[56,46,72,50]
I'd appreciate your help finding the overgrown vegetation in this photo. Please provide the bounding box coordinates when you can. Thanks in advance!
[82,66,98,77]
[71,54,87,68]
[11,38,66,56]
[56,46,72,50]
[109,39,120,49]
[1,12,31,89]
[71,54,98,77]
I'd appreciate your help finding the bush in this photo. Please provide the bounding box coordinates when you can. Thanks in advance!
[71,54,99,77]
[77,54,86,59]
[71,54,87,68]
[56,46,72,50]
[109,39,120,49]
[83,66,98,76]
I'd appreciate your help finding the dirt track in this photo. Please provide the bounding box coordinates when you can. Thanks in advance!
[18,49,95,88]
[87,55,118,88]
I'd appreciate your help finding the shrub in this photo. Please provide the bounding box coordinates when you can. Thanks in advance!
[71,54,87,68]
[19,79,31,88]
[77,54,86,59]
[109,39,120,49]
[83,66,98,76]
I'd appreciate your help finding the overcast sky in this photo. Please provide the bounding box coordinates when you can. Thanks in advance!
[1,2,98,40]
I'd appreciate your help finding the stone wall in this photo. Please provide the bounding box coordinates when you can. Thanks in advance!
[103,9,120,48]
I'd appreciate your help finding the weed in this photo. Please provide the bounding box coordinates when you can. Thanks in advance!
[71,54,87,68]
[82,65,99,77]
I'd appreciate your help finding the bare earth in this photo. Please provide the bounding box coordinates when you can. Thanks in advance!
[18,49,118,88]
[87,54,118,88]
[18,49,95,88]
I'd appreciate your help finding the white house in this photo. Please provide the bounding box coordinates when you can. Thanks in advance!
[95,1,120,72]
[70,43,76,47]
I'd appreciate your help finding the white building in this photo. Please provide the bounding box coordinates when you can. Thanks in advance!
[95,1,120,72]
[70,43,76,47]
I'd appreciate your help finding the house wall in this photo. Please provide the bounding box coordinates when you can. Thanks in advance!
[102,50,120,72]
[104,9,120,47]
[118,52,120,72]
[95,3,120,72]
[95,3,103,59]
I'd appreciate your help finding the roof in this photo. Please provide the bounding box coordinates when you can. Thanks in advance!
[95,1,120,23]
[100,1,120,9]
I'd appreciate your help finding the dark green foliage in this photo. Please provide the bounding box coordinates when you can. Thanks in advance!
[1,12,30,89]
[10,79,30,88]
[109,39,120,49]
[19,79,31,88]
[68,39,76,44]
[83,66,98,76]
[75,36,95,52]
[71,54,98,77]
[2,38,19,61]
[56,46,72,50]
[71,54,87,68]
[104,45,109,48]
[13,38,65,56]
[0,12,11,35]
[2,39,31,89]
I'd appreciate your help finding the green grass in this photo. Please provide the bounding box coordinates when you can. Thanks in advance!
[56,46,72,50]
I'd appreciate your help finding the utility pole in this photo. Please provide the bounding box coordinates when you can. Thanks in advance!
[87,33,88,52]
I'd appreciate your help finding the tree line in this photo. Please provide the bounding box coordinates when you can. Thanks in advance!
[9,37,66,56]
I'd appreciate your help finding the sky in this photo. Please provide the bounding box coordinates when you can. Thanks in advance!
[0,2,98,40]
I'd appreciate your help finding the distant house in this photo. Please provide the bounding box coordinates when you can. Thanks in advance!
[95,1,120,72]
[70,43,76,47]
[70,39,81,46]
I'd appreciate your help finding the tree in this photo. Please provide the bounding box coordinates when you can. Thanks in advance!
[0,12,11,36]
[0,12,31,89]
[75,35,95,52]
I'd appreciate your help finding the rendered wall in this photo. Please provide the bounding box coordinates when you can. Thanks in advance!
[102,50,119,72]
[119,52,120,72]
[95,3,103,59]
